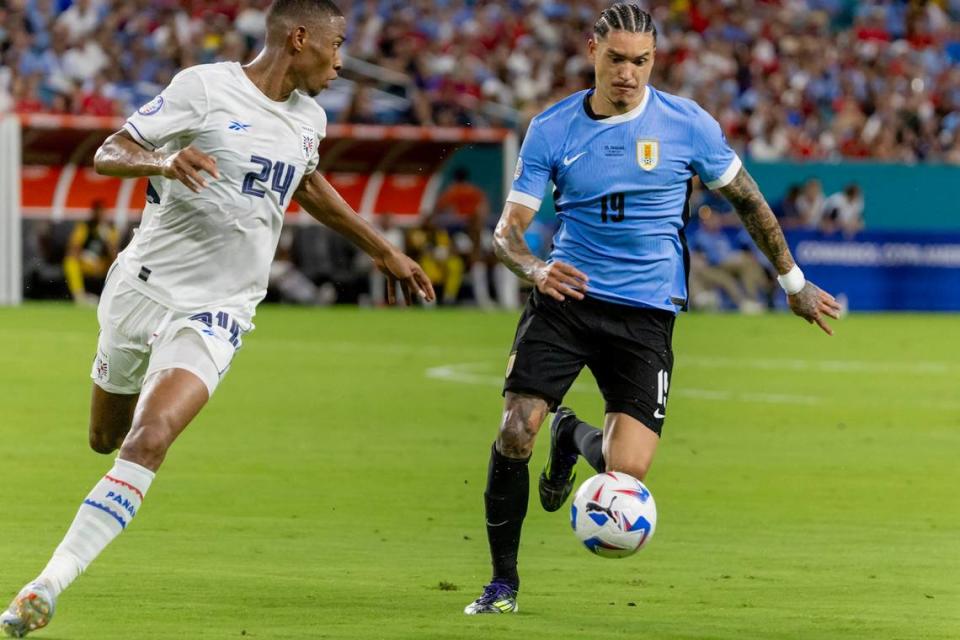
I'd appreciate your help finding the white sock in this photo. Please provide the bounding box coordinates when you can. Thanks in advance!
[37,458,155,598]
[471,263,491,306]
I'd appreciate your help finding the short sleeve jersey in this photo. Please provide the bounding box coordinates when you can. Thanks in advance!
[119,62,327,321]
[509,86,741,312]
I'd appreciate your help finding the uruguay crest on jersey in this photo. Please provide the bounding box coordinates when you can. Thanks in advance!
[301,127,316,160]
[637,139,658,171]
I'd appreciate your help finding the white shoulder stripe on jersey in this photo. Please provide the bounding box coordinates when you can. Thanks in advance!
[506,189,543,212]
[123,121,158,151]
[704,154,743,190]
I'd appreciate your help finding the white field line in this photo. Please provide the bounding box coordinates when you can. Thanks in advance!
[425,362,960,411]
[258,339,957,376]
[679,355,954,375]
[424,363,822,406]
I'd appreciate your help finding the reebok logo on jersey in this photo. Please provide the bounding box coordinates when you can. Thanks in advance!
[228,120,251,132]
[563,152,587,166]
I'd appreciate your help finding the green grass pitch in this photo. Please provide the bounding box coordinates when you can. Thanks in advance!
[1,304,958,639]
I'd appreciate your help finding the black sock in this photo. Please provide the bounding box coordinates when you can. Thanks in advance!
[571,420,605,473]
[484,442,529,590]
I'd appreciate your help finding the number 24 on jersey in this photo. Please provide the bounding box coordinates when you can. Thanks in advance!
[241,155,296,205]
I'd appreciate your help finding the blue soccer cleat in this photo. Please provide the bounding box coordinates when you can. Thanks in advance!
[463,581,518,614]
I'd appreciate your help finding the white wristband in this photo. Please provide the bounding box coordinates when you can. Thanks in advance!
[777,265,806,295]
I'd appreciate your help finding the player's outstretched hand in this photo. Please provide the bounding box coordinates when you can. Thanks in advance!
[376,250,437,306]
[788,281,842,336]
[161,146,220,193]
[534,260,589,302]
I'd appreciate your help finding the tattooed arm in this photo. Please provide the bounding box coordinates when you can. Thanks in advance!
[717,167,842,335]
[493,202,588,302]
[717,168,794,273]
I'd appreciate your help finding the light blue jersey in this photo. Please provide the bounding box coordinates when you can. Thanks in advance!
[509,86,741,312]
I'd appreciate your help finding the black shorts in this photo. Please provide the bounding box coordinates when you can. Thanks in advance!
[503,290,676,435]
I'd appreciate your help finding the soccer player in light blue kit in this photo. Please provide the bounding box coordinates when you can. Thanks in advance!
[465,3,842,614]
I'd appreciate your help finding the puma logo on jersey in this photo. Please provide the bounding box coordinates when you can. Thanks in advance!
[563,152,587,166]
[228,120,251,132]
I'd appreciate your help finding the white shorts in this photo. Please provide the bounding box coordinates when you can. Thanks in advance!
[91,271,249,397]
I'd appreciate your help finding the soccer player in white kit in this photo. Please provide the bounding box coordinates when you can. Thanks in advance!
[1,1,434,636]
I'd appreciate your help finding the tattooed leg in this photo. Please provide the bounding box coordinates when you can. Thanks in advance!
[497,392,551,458]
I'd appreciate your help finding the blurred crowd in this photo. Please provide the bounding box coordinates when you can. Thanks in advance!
[22,174,506,307]
[0,0,265,117]
[350,0,960,162]
[686,179,863,312]
[2,0,960,163]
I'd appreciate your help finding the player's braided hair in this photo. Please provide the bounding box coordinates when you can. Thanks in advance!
[593,3,657,43]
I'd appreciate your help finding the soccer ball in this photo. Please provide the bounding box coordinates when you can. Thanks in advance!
[570,471,657,558]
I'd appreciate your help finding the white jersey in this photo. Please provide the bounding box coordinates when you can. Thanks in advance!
[119,61,326,321]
